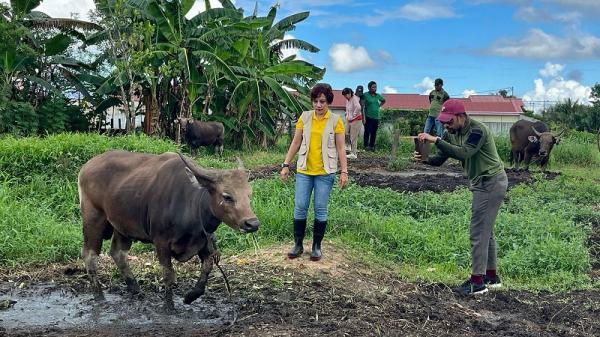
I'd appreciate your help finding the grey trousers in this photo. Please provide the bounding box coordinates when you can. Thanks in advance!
[469,171,508,275]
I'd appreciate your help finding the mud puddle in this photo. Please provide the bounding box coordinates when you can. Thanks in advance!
[0,281,235,336]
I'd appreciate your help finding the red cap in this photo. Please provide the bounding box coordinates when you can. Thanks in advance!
[437,99,466,123]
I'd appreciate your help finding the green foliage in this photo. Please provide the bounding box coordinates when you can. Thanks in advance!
[0,133,177,181]
[381,109,428,136]
[0,97,38,135]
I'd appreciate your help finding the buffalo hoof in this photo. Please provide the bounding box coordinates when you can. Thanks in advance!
[183,289,204,304]
[162,302,175,314]
[125,278,140,294]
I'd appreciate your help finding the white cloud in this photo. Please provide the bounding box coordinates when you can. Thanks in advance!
[186,0,224,18]
[318,2,456,27]
[523,63,592,111]
[328,43,375,73]
[539,62,564,78]
[462,89,477,98]
[514,6,580,23]
[32,0,96,20]
[275,34,306,61]
[488,29,600,59]
[383,86,398,94]
[414,77,434,95]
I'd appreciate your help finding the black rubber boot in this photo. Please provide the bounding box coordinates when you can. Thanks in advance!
[310,220,327,261]
[287,219,306,259]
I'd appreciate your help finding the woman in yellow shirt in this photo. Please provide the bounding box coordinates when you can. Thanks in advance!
[280,83,349,261]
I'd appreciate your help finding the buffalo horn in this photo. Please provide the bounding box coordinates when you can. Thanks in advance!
[531,126,542,136]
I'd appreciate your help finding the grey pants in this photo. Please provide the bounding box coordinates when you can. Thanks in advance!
[469,171,508,275]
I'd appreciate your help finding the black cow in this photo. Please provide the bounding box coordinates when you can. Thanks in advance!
[177,118,224,156]
[509,119,564,171]
[78,150,259,310]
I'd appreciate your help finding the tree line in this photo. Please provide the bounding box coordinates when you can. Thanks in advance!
[0,0,323,148]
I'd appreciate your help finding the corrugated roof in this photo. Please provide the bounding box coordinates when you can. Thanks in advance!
[329,91,523,114]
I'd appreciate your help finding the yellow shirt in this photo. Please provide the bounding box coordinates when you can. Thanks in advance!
[296,110,345,175]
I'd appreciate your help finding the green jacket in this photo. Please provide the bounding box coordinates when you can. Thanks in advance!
[427,116,504,184]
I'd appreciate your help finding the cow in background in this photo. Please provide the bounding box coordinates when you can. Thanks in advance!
[78,150,259,310]
[509,119,564,171]
[176,118,225,156]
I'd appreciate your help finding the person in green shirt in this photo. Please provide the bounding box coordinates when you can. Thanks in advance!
[425,78,450,137]
[414,99,507,296]
[363,81,386,151]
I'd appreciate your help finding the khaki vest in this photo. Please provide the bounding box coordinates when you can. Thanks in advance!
[296,110,340,174]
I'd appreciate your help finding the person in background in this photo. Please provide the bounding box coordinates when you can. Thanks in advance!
[280,83,349,261]
[342,87,363,159]
[355,85,365,122]
[425,78,450,137]
[414,99,507,296]
[363,81,385,151]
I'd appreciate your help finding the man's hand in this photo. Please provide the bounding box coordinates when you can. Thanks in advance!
[412,151,424,162]
[417,132,438,144]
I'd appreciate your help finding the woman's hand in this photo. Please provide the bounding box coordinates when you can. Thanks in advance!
[339,172,348,189]
[280,167,290,181]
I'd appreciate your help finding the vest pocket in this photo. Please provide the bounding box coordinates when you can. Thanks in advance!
[327,148,338,169]
[327,133,335,148]
[297,143,308,168]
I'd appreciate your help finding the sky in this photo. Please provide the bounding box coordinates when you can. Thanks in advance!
[11,0,600,111]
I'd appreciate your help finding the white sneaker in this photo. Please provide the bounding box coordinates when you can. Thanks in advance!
[347,153,357,159]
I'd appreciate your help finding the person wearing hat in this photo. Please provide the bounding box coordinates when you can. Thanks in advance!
[425,78,450,137]
[414,99,507,296]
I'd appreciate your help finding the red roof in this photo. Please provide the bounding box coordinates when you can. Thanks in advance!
[330,91,523,114]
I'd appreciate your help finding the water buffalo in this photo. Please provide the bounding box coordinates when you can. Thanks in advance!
[176,118,225,156]
[509,119,564,171]
[78,150,259,310]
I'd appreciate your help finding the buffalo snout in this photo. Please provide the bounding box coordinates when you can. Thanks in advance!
[241,218,260,233]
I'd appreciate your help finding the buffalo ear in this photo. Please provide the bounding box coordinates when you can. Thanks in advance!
[528,136,538,143]
[184,167,203,189]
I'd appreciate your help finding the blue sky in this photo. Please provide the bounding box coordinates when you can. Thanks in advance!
[21,0,600,111]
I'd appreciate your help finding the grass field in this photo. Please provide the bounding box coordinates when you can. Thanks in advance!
[0,132,599,292]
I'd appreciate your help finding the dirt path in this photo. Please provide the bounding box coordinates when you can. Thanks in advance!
[1,244,598,337]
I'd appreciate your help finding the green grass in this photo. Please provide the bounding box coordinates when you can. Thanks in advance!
[0,132,599,292]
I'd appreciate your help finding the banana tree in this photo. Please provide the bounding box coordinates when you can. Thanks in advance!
[215,6,324,148]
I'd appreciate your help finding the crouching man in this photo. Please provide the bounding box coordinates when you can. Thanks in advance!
[414,99,507,296]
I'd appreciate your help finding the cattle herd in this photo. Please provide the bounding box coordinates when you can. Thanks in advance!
[75,117,572,309]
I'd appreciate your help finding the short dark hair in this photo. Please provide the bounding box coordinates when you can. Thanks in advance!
[341,87,353,96]
[310,83,334,104]
[434,78,443,86]
[368,81,376,89]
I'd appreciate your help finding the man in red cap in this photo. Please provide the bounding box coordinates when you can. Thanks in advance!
[414,99,507,296]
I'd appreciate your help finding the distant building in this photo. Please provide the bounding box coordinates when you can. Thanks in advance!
[329,90,525,135]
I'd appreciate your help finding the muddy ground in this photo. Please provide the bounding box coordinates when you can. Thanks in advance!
[251,151,560,193]
[1,244,599,337]
[1,152,596,337]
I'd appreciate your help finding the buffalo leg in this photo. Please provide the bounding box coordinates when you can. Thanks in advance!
[155,244,176,311]
[184,235,218,304]
[81,205,108,300]
[109,231,139,294]
[512,150,520,170]
[522,151,532,171]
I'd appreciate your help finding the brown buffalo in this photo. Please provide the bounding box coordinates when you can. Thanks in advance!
[509,120,564,171]
[77,150,259,310]
[176,118,225,156]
